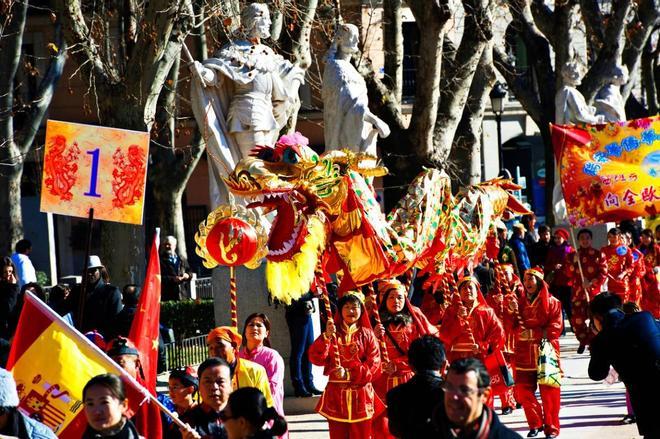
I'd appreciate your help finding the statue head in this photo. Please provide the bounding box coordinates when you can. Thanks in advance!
[610,64,629,86]
[242,3,271,40]
[561,61,584,87]
[335,23,359,55]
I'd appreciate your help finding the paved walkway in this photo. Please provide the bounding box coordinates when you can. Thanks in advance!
[286,334,642,438]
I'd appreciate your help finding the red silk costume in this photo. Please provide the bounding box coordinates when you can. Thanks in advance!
[566,247,607,345]
[514,277,563,437]
[372,298,437,439]
[629,247,646,305]
[486,274,523,410]
[601,244,634,303]
[439,297,505,364]
[308,301,383,439]
[639,243,660,318]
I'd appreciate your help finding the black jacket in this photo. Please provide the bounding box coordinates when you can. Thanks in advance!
[160,255,191,301]
[433,406,522,439]
[386,370,445,439]
[76,279,123,339]
[82,419,141,439]
[589,310,660,436]
[0,281,19,339]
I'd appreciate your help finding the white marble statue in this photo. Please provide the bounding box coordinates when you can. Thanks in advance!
[555,62,605,125]
[189,3,305,206]
[594,64,628,122]
[323,23,390,156]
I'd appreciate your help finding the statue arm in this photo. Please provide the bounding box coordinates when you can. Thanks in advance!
[191,61,219,87]
[566,89,604,125]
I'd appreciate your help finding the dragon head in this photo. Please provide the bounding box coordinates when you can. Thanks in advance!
[222,133,386,302]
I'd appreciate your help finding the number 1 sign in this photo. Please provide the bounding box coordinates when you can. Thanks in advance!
[40,120,150,225]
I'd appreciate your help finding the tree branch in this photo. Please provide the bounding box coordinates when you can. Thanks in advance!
[17,22,68,153]
[493,45,543,123]
[530,0,556,45]
[621,0,660,100]
[578,0,605,49]
[55,0,116,84]
[289,0,318,70]
[579,0,633,101]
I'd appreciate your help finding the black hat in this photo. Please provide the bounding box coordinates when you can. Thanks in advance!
[169,366,199,389]
[106,337,139,358]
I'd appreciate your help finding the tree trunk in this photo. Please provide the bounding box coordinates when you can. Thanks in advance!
[449,43,497,187]
[641,39,659,114]
[382,0,403,104]
[0,145,24,256]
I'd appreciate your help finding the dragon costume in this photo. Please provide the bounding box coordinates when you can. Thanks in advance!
[197,133,530,304]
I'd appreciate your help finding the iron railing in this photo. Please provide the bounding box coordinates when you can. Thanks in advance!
[164,333,208,370]
[193,276,213,299]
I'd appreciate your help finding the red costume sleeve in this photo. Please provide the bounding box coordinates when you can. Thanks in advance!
[544,298,564,341]
[308,334,332,368]
[481,306,506,353]
[438,302,464,347]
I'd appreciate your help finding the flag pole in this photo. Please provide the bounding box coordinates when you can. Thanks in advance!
[76,207,95,328]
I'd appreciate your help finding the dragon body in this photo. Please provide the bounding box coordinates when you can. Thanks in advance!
[213,133,530,303]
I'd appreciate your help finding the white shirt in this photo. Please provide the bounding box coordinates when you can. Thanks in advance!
[11,252,37,288]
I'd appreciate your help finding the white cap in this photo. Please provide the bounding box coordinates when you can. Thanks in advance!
[87,255,104,269]
[0,369,20,407]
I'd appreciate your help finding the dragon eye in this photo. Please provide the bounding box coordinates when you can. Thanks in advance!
[282,148,299,164]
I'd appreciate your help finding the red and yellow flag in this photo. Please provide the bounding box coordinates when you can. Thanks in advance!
[7,292,149,438]
[552,116,660,226]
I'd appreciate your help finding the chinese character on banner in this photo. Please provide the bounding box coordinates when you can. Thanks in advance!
[604,193,620,209]
[622,189,638,206]
[640,186,660,202]
[40,120,149,225]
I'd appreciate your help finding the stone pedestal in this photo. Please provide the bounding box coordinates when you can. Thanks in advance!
[212,265,327,396]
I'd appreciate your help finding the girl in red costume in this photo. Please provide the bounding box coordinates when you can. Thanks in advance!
[638,228,660,318]
[601,228,634,303]
[371,278,438,438]
[486,264,522,415]
[439,277,505,364]
[511,268,563,438]
[309,291,384,439]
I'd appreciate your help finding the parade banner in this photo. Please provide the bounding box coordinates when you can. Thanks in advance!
[552,116,660,226]
[40,120,149,224]
[7,292,149,437]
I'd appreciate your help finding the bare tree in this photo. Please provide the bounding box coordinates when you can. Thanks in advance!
[0,1,67,256]
[495,0,660,223]
[55,0,195,284]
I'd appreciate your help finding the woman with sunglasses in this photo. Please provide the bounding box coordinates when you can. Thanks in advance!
[221,387,287,439]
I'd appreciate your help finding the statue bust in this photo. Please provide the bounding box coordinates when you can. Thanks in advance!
[322,23,390,156]
[189,3,305,205]
[554,62,605,125]
[594,64,628,122]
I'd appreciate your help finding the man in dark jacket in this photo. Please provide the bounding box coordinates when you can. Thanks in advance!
[387,335,446,439]
[435,358,521,438]
[160,236,191,301]
[75,255,123,340]
[588,292,660,438]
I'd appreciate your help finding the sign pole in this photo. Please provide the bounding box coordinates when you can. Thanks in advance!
[76,208,95,329]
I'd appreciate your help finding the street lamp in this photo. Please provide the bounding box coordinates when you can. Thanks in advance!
[490,82,507,171]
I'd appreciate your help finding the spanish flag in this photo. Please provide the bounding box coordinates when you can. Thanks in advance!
[7,291,149,437]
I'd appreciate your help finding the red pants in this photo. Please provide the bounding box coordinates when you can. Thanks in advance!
[495,386,516,410]
[515,370,561,436]
[570,295,592,346]
[371,413,394,439]
[328,419,372,439]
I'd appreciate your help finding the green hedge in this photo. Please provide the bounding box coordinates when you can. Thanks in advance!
[160,299,215,340]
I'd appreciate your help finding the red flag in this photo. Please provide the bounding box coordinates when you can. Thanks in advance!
[128,229,163,438]
[129,229,161,393]
[7,292,149,437]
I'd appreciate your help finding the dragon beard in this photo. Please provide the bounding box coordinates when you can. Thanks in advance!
[379,309,413,327]
[265,214,327,305]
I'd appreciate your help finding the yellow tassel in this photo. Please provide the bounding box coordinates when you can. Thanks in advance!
[266,215,327,304]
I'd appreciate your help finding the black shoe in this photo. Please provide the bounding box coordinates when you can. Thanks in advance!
[294,388,312,397]
[516,403,522,409]
[308,386,323,395]
[527,428,541,437]
[621,415,636,424]
[577,344,586,354]
[501,407,513,415]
